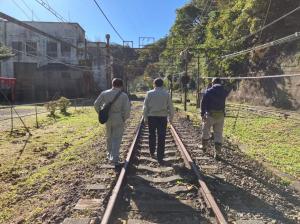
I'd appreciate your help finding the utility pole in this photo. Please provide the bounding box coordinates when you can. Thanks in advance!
[196,54,200,108]
[138,37,155,48]
[180,49,190,111]
[184,60,188,111]
[105,34,111,89]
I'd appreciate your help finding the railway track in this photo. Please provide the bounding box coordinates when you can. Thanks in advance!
[102,119,226,224]
[62,117,227,224]
[59,108,300,224]
[172,114,300,223]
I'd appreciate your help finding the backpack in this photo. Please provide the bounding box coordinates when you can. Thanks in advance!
[98,91,122,124]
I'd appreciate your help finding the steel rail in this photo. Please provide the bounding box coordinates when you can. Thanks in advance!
[170,124,228,224]
[100,118,144,224]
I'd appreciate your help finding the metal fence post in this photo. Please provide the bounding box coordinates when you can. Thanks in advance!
[35,104,39,128]
[74,99,77,111]
[10,105,13,134]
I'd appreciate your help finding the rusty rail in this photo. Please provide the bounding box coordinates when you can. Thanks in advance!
[100,118,144,224]
[170,124,228,224]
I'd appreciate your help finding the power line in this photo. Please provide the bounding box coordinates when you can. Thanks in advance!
[222,32,300,59]
[198,0,213,25]
[92,0,125,41]
[237,4,300,43]
[34,0,67,22]
[20,0,41,21]
[0,12,82,51]
[201,73,300,80]
[12,0,31,20]
[12,48,96,72]
[258,0,272,42]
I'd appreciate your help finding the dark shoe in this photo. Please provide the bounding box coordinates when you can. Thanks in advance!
[214,142,222,160]
[215,142,222,151]
[150,152,155,158]
[201,139,209,153]
[158,159,165,166]
[114,163,123,172]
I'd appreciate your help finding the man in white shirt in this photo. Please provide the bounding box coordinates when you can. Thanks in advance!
[94,78,131,168]
[143,78,174,164]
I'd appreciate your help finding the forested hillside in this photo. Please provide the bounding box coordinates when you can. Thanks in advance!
[133,0,300,109]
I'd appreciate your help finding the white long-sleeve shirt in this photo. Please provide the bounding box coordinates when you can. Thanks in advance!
[94,88,131,122]
[143,87,174,122]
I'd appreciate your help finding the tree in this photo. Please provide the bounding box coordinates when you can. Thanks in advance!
[0,43,13,60]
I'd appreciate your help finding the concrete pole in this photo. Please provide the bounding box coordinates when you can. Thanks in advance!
[197,54,200,108]
[105,34,111,89]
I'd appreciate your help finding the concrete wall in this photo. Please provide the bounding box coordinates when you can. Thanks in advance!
[13,62,93,102]
[87,41,108,91]
[229,54,300,110]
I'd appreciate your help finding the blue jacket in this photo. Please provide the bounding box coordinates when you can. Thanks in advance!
[201,84,229,116]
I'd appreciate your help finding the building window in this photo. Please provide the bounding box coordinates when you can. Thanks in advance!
[11,41,23,56]
[61,43,71,57]
[47,42,57,58]
[26,41,37,56]
[61,72,70,79]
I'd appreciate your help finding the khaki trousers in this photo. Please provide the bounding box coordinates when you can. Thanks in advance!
[202,114,224,144]
[105,114,124,164]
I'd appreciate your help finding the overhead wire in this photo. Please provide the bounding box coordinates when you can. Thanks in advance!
[12,0,31,20]
[236,4,300,43]
[34,0,67,22]
[20,0,41,21]
[198,0,214,25]
[257,0,272,42]
[201,73,300,80]
[221,32,300,59]
[92,0,125,41]
[12,47,96,72]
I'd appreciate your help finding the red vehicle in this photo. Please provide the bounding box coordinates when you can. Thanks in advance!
[0,77,16,102]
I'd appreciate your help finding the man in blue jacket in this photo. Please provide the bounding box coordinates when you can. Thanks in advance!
[200,78,229,159]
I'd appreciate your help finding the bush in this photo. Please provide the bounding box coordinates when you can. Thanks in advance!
[129,94,138,100]
[57,97,71,114]
[45,101,57,116]
[173,99,182,103]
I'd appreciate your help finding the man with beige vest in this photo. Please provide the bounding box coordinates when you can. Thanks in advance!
[94,78,131,168]
[143,78,174,164]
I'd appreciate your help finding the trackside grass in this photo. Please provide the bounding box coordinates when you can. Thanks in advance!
[0,107,106,223]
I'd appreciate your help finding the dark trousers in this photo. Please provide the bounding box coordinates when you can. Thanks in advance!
[148,116,168,161]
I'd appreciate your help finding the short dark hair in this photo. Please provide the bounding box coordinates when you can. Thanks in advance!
[153,78,164,87]
[212,78,221,84]
[112,78,123,87]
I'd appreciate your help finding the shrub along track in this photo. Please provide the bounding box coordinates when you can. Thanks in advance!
[171,113,300,224]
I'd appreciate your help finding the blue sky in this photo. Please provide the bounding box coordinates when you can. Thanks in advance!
[0,0,188,47]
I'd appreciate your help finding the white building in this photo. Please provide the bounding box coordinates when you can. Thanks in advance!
[0,20,108,101]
